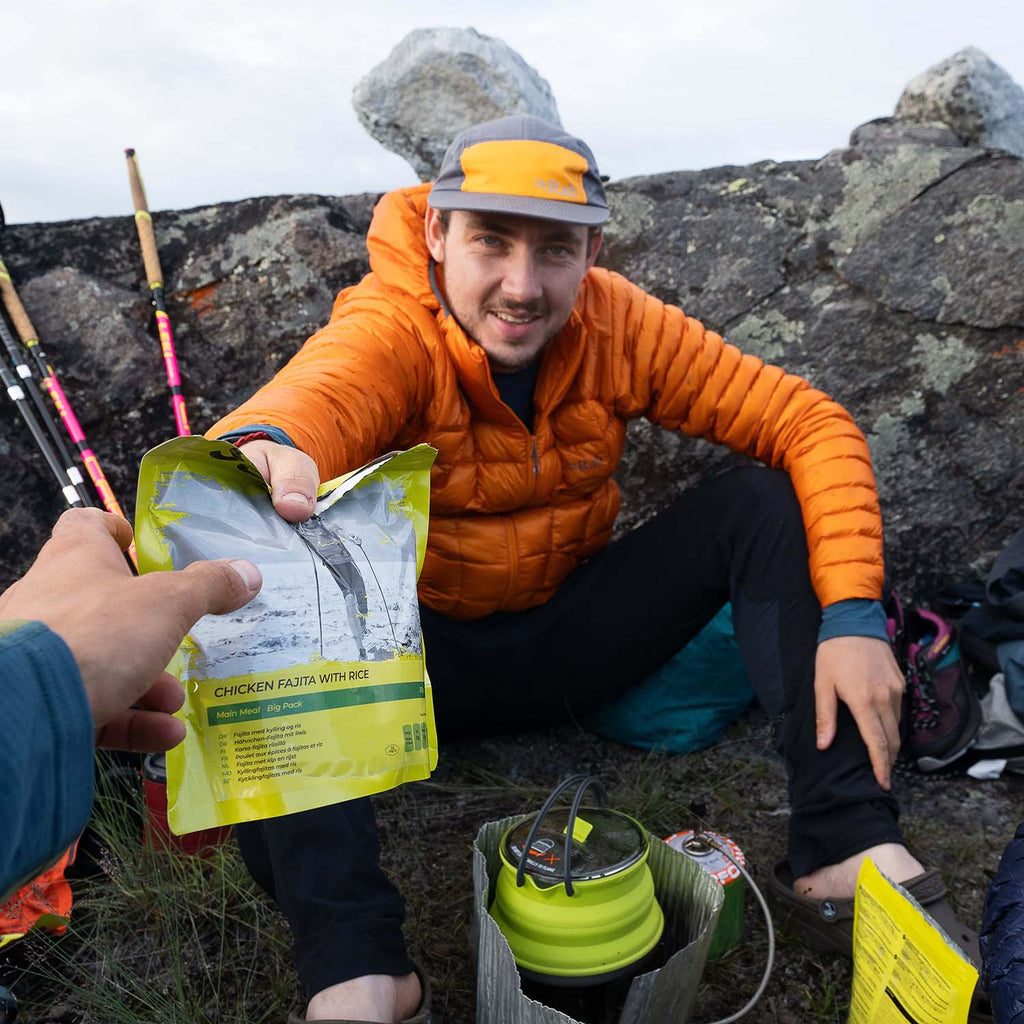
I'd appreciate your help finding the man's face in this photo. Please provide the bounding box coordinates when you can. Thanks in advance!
[424,208,601,374]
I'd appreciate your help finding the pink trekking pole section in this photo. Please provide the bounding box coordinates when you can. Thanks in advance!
[125,148,191,437]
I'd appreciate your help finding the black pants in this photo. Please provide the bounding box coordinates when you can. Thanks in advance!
[237,468,903,998]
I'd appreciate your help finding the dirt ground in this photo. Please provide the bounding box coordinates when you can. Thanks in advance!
[378,711,1022,1023]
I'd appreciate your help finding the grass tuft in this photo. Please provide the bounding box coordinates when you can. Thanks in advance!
[3,769,297,1023]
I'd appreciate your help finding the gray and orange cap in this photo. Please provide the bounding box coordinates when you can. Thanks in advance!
[428,115,609,227]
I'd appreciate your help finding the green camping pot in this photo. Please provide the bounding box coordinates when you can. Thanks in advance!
[489,775,665,986]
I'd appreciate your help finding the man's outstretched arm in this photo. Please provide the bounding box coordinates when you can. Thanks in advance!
[606,275,902,786]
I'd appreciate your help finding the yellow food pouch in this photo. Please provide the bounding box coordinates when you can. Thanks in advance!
[135,437,438,834]
[849,857,978,1024]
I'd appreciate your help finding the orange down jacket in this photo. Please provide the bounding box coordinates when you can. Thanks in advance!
[210,183,884,620]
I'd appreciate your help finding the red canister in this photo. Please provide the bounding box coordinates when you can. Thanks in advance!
[142,752,232,856]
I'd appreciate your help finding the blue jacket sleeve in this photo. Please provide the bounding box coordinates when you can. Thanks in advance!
[981,820,1024,1022]
[0,621,94,902]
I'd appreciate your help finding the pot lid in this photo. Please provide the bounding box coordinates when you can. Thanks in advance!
[504,807,648,883]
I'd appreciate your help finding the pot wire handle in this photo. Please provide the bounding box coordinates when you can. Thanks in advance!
[515,774,600,890]
[562,775,608,896]
[516,774,587,888]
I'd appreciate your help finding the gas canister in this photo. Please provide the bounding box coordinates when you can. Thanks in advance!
[665,830,746,959]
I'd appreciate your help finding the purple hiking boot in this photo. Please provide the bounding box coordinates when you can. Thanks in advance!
[901,606,983,772]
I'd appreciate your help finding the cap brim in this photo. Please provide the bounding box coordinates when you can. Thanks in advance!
[428,190,609,226]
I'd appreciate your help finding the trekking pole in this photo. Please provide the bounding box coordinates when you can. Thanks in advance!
[0,305,92,506]
[0,255,137,564]
[0,325,84,509]
[124,149,191,437]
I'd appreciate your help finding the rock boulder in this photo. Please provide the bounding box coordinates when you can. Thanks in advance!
[352,27,561,180]
[896,46,1024,158]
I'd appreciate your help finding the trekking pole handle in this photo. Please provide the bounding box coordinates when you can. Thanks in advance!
[125,149,164,288]
[0,258,37,343]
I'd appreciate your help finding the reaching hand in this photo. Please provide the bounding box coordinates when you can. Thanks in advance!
[238,440,320,522]
[0,508,262,752]
[814,635,905,790]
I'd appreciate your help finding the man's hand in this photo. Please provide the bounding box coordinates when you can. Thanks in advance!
[0,508,262,752]
[239,440,320,522]
[815,635,905,790]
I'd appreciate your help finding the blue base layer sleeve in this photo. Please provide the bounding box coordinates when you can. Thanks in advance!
[818,598,889,644]
[0,622,94,901]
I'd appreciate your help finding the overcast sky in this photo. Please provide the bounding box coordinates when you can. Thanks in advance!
[3,0,1021,225]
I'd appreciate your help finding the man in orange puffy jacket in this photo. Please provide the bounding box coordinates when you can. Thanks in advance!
[209,116,969,1023]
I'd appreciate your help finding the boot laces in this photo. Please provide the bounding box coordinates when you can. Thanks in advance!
[906,652,940,731]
